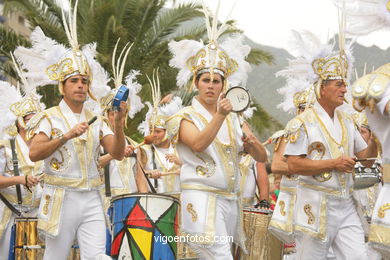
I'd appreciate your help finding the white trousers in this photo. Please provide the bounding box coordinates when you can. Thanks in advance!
[43,190,107,260]
[296,197,368,260]
[189,197,238,260]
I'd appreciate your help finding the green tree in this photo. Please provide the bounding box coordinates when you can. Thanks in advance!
[1,0,275,140]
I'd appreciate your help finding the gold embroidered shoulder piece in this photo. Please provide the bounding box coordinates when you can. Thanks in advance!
[165,107,193,144]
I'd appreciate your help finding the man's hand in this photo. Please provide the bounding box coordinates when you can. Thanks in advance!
[217,93,232,116]
[147,170,161,179]
[165,154,181,165]
[124,145,134,157]
[24,175,39,187]
[114,101,127,125]
[334,156,356,173]
[242,132,257,148]
[65,122,89,140]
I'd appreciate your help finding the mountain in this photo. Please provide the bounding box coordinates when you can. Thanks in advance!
[245,37,390,126]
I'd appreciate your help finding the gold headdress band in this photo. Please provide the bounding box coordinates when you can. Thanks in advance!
[185,0,238,91]
[9,53,43,129]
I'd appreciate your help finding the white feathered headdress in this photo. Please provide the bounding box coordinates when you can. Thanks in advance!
[14,0,109,101]
[138,70,183,137]
[277,6,354,113]
[168,0,251,91]
[0,54,45,139]
[333,0,390,35]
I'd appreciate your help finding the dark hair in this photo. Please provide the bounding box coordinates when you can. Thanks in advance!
[195,72,225,84]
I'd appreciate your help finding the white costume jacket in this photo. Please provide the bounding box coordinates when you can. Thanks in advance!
[284,101,367,241]
[27,100,112,237]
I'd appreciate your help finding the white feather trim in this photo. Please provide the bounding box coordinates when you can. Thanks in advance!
[0,81,22,138]
[159,96,183,117]
[125,70,144,119]
[333,0,390,35]
[220,35,252,87]
[137,102,153,136]
[242,106,257,119]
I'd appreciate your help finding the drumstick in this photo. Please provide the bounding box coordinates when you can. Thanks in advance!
[146,171,179,177]
[354,158,377,162]
[133,135,153,150]
[262,138,272,146]
[88,116,98,125]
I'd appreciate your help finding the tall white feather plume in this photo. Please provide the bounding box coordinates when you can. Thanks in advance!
[276,27,355,114]
[14,26,68,87]
[333,0,390,35]
[168,40,204,88]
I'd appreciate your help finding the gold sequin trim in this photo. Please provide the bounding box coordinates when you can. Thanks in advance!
[186,203,198,222]
[378,203,390,219]
[304,204,315,225]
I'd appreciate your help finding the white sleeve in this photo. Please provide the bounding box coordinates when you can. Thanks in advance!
[354,127,368,154]
[284,127,309,157]
[100,120,114,138]
[34,117,52,138]
[0,147,6,176]
[377,87,390,117]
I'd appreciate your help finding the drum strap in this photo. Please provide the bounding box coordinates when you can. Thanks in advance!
[104,157,111,197]
[251,162,261,202]
[0,192,21,216]
[151,146,158,189]
[10,139,22,205]
[135,157,157,193]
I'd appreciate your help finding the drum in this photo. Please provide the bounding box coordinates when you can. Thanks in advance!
[225,86,250,112]
[9,218,44,260]
[238,207,283,260]
[354,163,382,190]
[110,193,179,260]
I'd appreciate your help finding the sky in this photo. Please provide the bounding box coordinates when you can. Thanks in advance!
[169,0,390,54]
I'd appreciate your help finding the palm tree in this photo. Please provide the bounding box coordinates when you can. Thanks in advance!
[1,0,275,140]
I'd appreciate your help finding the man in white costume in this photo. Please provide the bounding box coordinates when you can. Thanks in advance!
[167,2,267,259]
[333,0,390,255]
[96,41,146,206]
[14,3,126,259]
[283,24,377,258]
[137,74,183,194]
[0,56,44,259]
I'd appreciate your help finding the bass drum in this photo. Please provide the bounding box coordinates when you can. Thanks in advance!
[110,193,179,260]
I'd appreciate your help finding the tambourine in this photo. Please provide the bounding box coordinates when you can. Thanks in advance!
[225,86,250,112]
[112,85,129,111]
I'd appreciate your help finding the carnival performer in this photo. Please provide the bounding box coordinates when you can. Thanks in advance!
[166,2,267,259]
[14,3,126,259]
[95,40,146,206]
[333,0,390,255]
[137,71,183,194]
[0,55,44,259]
[268,85,313,247]
[282,14,377,258]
